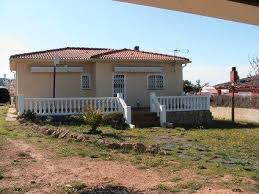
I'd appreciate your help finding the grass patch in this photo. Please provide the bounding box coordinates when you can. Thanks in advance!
[156,184,181,193]
[176,181,203,192]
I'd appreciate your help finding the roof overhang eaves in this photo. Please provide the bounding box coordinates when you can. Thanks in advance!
[10,57,191,64]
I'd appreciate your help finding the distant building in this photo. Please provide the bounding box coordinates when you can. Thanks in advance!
[201,86,218,95]
[215,75,259,96]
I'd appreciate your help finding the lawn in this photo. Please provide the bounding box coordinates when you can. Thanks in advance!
[0,106,259,193]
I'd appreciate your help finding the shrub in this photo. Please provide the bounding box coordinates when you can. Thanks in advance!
[83,107,103,134]
[0,87,10,104]
[102,113,129,130]
[21,110,37,122]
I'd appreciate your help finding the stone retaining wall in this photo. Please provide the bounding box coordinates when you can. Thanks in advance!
[166,110,212,126]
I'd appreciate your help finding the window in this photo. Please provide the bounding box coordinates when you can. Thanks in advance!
[81,74,91,89]
[147,75,164,90]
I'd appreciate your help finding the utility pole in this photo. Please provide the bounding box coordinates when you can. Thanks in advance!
[53,56,60,98]
[230,67,238,122]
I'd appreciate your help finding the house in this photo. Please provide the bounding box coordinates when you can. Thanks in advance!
[201,86,218,95]
[215,75,259,96]
[10,47,211,127]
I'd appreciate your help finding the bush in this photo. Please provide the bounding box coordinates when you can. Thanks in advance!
[20,110,37,122]
[102,113,129,130]
[0,88,10,104]
[83,107,103,134]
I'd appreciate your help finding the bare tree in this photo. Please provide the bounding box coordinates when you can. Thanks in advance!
[248,55,259,77]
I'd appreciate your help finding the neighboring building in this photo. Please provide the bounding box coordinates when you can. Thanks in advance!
[0,78,10,87]
[10,47,190,107]
[118,0,259,26]
[201,86,218,95]
[215,75,259,96]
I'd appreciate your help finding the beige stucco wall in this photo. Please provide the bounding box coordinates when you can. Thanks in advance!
[14,59,183,107]
[15,60,96,98]
[95,61,183,107]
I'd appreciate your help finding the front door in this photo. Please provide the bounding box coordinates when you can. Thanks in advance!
[113,75,126,99]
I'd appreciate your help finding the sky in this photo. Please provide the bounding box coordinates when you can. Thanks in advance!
[0,0,258,85]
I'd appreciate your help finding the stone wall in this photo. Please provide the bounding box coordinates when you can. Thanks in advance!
[166,110,212,126]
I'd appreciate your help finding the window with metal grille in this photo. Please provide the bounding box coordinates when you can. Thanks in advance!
[81,74,91,89]
[147,75,164,90]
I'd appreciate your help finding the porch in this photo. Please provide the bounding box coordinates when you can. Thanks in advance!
[17,93,211,127]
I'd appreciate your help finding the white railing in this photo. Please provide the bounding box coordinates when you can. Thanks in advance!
[150,93,210,125]
[157,95,210,111]
[150,93,166,125]
[17,94,133,127]
[117,93,132,126]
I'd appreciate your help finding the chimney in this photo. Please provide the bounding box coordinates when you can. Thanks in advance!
[230,67,238,83]
[134,46,139,51]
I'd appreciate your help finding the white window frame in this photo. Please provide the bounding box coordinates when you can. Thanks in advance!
[147,74,165,90]
[81,73,91,90]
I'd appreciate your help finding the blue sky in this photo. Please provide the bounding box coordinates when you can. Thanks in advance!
[0,0,258,84]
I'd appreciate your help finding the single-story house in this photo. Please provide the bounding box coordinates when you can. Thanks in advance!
[215,75,259,96]
[10,46,211,127]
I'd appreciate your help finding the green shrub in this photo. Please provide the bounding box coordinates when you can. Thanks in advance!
[102,113,129,130]
[21,110,37,122]
[83,107,103,134]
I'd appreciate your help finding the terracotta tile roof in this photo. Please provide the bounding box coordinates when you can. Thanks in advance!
[215,75,259,90]
[10,47,190,62]
[10,47,113,60]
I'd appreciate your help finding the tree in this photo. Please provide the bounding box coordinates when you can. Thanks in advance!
[248,56,259,77]
[183,80,194,93]
[194,79,209,93]
[183,79,209,93]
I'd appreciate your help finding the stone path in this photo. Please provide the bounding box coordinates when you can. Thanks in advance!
[5,107,17,122]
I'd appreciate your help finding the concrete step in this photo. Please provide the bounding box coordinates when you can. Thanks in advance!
[132,108,160,128]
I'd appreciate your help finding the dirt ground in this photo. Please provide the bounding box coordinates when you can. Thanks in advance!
[0,139,246,194]
[211,106,259,123]
[0,139,168,193]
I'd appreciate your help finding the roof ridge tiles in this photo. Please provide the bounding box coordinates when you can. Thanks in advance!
[90,48,127,59]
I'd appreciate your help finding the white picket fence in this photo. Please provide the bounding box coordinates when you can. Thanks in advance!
[150,93,210,125]
[157,95,210,111]
[17,94,132,125]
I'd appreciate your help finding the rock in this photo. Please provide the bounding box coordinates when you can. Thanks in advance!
[50,130,60,138]
[120,143,133,151]
[146,144,160,154]
[107,142,121,149]
[58,130,69,138]
[97,139,105,145]
[46,129,55,135]
[164,122,174,128]
[39,127,48,133]
[133,143,146,153]
[76,135,86,142]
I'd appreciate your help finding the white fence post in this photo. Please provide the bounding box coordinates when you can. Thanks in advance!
[150,92,156,112]
[117,93,123,99]
[126,106,132,124]
[117,93,133,127]
[207,95,211,110]
[17,95,25,116]
[160,105,166,126]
